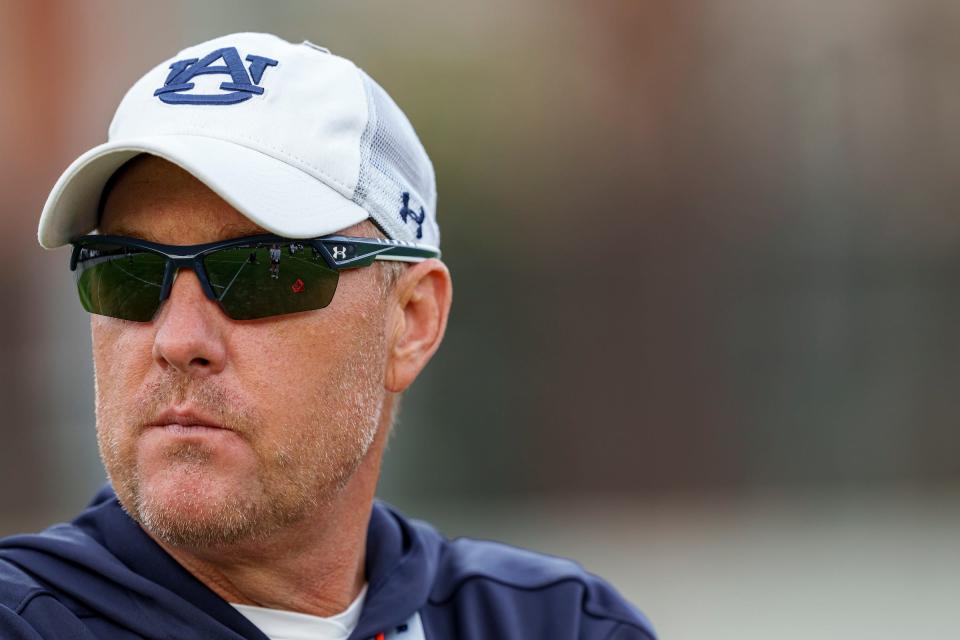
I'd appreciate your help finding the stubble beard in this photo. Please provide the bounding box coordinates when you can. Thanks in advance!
[94,340,385,550]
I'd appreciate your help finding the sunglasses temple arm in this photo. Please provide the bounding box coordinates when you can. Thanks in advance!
[69,245,81,271]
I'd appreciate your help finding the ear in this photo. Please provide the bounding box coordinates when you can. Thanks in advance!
[384,259,452,393]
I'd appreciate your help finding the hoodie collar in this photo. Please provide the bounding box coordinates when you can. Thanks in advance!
[3,486,439,640]
[350,498,439,639]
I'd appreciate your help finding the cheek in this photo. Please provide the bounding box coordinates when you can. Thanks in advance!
[227,304,386,420]
[91,318,155,402]
[228,320,349,407]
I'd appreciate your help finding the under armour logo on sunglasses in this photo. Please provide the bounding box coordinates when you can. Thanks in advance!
[154,47,279,105]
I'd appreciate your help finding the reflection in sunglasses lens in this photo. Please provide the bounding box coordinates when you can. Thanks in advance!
[203,243,339,320]
[74,240,341,322]
[75,244,166,321]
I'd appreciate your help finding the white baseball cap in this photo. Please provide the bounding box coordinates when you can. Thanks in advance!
[38,32,439,251]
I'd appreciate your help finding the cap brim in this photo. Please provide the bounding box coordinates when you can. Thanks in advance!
[38,134,370,248]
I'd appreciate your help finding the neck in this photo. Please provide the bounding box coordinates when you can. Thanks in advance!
[149,408,392,617]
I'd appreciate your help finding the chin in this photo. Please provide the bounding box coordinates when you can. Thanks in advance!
[119,461,316,548]
[117,463,258,546]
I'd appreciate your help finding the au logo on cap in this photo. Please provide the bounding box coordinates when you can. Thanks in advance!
[154,47,279,105]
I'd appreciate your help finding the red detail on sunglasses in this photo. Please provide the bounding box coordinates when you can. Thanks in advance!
[375,634,385,640]
[291,278,305,293]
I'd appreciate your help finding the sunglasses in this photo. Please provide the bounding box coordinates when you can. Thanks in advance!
[70,233,440,321]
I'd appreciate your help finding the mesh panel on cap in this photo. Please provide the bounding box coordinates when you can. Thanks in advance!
[353,72,438,247]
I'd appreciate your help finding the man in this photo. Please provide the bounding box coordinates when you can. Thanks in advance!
[269,242,281,279]
[0,33,655,639]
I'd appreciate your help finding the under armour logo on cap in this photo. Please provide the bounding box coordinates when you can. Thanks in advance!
[399,192,425,239]
[154,46,278,105]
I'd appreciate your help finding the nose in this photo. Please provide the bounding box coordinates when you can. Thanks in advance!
[152,268,228,376]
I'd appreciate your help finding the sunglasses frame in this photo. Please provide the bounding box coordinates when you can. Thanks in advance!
[69,233,441,320]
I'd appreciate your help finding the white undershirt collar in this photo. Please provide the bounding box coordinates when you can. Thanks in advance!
[230,584,368,640]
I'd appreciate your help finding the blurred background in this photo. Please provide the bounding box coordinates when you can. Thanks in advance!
[2,0,959,637]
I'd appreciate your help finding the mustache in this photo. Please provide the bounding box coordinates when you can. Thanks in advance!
[133,372,259,438]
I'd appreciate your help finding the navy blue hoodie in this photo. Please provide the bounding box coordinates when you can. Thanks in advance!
[0,486,655,639]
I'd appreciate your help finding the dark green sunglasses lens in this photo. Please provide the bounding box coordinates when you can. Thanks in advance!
[75,244,166,322]
[203,243,339,320]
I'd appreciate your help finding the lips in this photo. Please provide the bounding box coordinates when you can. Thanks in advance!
[147,409,229,432]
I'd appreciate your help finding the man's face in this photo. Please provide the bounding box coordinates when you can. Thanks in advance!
[93,156,390,548]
